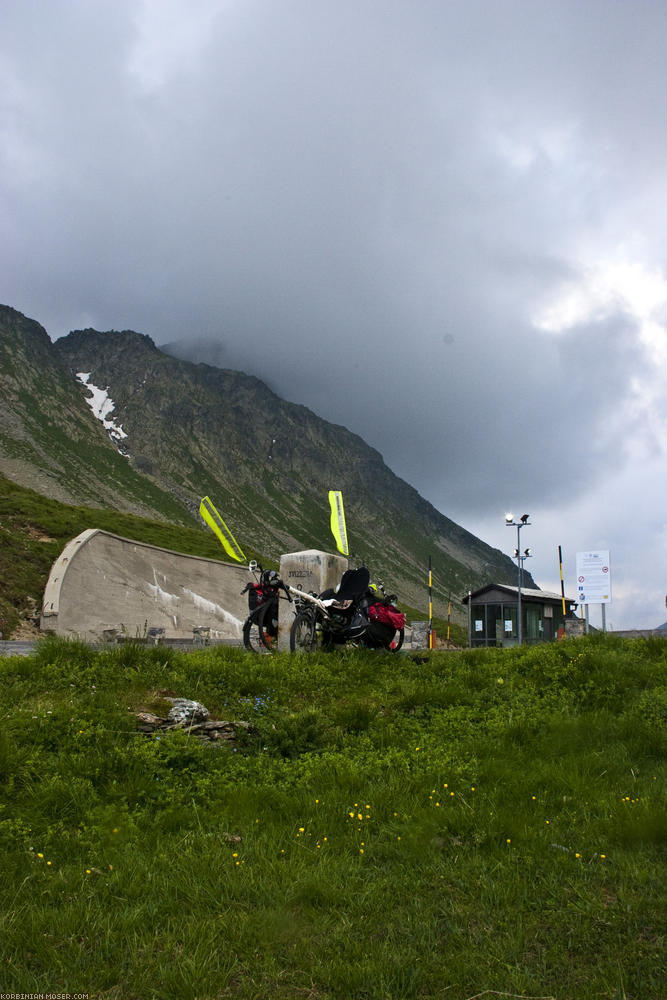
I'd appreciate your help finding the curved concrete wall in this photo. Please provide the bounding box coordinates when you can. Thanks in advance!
[41,530,252,642]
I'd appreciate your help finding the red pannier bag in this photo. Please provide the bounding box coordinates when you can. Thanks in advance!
[247,584,266,611]
[368,603,406,630]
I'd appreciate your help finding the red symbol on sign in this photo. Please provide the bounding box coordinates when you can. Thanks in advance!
[602,566,609,573]
[578,576,584,582]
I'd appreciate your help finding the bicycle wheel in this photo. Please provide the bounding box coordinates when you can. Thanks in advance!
[243,602,276,653]
[290,609,321,653]
[388,628,404,652]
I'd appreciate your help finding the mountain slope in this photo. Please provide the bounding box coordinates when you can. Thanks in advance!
[0,306,189,523]
[1,304,528,616]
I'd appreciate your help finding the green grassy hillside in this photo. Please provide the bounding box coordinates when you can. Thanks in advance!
[0,634,664,998]
[0,637,667,1000]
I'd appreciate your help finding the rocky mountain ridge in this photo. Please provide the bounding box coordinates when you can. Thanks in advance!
[0,304,529,614]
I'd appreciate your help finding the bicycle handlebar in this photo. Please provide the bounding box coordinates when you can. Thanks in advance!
[286,586,331,616]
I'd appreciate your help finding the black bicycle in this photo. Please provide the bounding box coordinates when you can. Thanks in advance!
[289,567,405,654]
[241,561,291,653]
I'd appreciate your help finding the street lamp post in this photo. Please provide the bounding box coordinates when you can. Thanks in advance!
[514,546,532,589]
[505,513,531,645]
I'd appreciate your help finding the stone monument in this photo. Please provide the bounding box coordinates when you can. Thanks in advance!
[278,549,348,650]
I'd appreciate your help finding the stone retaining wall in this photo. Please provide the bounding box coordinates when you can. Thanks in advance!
[41,529,252,643]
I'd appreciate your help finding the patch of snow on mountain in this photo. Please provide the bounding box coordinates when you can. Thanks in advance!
[76,372,129,453]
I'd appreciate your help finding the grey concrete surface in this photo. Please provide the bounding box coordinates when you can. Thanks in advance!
[0,641,39,657]
[41,529,255,643]
[278,549,348,649]
[0,638,245,657]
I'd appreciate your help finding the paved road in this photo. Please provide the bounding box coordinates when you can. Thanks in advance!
[0,640,38,657]
[0,638,243,657]
[2,632,662,660]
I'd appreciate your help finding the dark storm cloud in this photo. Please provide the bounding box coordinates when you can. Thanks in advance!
[2,0,667,626]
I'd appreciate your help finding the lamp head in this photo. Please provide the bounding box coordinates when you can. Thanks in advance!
[524,548,532,557]
[505,512,514,524]
[520,513,530,524]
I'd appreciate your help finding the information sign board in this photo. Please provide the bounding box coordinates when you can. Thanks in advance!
[575,550,612,604]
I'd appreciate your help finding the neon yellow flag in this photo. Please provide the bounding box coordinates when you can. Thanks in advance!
[328,490,349,556]
[199,496,246,563]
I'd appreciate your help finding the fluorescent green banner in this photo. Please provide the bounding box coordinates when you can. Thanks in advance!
[199,496,246,563]
[328,490,349,556]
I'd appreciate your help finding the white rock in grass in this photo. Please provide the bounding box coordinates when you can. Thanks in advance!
[167,699,210,727]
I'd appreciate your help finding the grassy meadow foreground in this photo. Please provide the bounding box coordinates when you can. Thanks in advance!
[0,635,665,999]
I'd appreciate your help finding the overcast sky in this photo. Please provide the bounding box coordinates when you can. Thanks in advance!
[2,0,666,629]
